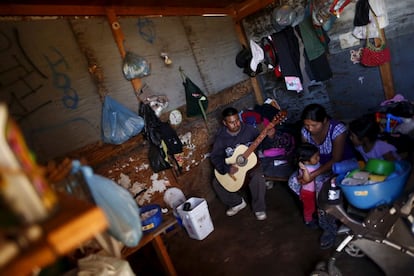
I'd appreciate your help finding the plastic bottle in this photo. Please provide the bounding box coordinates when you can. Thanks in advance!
[328,178,341,204]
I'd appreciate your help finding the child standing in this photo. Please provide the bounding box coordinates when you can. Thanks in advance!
[349,114,401,162]
[297,142,320,229]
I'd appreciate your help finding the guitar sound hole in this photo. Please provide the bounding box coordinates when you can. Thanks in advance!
[236,155,247,166]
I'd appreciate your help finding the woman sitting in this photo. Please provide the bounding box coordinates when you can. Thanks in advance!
[288,103,356,249]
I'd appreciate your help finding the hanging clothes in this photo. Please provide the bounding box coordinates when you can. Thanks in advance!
[309,53,332,82]
[297,16,333,82]
[293,27,313,92]
[271,26,303,81]
[298,16,326,61]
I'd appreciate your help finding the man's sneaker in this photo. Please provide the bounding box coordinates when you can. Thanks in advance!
[226,199,247,216]
[255,211,267,220]
[320,230,336,250]
[265,180,274,190]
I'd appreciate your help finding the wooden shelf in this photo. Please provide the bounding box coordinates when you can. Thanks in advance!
[122,215,178,276]
[1,193,108,276]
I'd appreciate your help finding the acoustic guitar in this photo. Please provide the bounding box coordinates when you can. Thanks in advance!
[214,110,288,192]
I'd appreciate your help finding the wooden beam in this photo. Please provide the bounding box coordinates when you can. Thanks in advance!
[105,8,142,95]
[0,4,105,16]
[232,0,274,22]
[379,62,394,100]
[233,18,264,104]
[0,4,233,16]
[113,7,233,16]
[377,28,395,100]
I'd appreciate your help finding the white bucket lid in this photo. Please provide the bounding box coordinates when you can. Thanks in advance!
[163,187,186,209]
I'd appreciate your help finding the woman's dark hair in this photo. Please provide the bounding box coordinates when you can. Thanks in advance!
[301,103,330,122]
[349,114,379,142]
[296,142,319,162]
[222,107,239,119]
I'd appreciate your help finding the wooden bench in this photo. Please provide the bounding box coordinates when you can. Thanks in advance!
[264,175,289,183]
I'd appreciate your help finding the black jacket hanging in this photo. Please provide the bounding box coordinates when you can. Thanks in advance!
[354,0,371,26]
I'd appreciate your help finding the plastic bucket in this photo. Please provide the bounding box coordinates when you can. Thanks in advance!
[337,160,411,209]
[176,197,214,240]
[140,204,162,233]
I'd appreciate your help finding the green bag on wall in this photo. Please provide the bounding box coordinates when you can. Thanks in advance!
[179,67,208,119]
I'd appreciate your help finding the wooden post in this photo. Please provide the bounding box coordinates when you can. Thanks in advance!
[232,18,264,104]
[377,28,395,100]
[105,7,143,98]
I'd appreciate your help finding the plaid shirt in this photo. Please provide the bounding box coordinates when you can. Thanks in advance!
[301,120,348,165]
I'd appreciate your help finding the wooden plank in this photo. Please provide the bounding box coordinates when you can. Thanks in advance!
[105,8,142,94]
[0,1,272,18]
[113,7,233,16]
[233,0,274,22]
[233,19,263,104]
[1,193,107,276]
[0,4,232,16]
[377,29,395,100]
[379,61,395,100]
[121,215,177,258]
[0,4,105,16]
[153,235,178,276]
[0,240,54,276]
[45,194,108,254]
[105,8,126,58]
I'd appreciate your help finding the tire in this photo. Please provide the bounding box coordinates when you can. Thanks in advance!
[344,242,365,258]
[328,264,342,276]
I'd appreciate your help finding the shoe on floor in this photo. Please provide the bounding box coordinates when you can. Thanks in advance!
[265,180,274,190]
[226,199,247,216]
[255,211,267,220]
[320,230,336,249]
[305,219,319,229]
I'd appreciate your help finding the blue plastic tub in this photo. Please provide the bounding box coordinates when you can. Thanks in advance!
[337,160,411,209]
[140,204,162,233]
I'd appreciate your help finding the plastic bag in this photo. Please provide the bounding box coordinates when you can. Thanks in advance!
[139,102,162,146]
[122,51,151,80]
[83,168,142,247]
[77,254,135,276]
[101,95,144,145]
[145,95,169,117]
[179,68,208,119]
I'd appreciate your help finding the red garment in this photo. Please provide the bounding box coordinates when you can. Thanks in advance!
[300,189,316,222]
[241,110,262,124]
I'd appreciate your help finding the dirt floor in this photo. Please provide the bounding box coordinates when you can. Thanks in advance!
[128,180,387,276]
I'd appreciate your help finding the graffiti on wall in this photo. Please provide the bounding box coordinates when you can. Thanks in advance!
[0,29,52,122]
[0,29,81,119]
[44,47,79,110]
[137,18,156,44]
[0,26,100,161]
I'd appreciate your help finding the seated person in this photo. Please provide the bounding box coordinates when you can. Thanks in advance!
[243,101,296,187]
[260,117,296,188]
[288,103,356,249]
[349,114,401,162]
[210,107,268,221]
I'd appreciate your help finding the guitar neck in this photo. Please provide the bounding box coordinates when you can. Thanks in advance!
[242,111,286,159]
[243,131,269,159]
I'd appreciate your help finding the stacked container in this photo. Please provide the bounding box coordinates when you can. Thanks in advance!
[176,197,214,240]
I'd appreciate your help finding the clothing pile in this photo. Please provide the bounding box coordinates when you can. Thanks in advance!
[240,102,296,179]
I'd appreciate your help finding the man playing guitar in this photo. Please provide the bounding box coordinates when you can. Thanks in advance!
[210,107,286,220]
